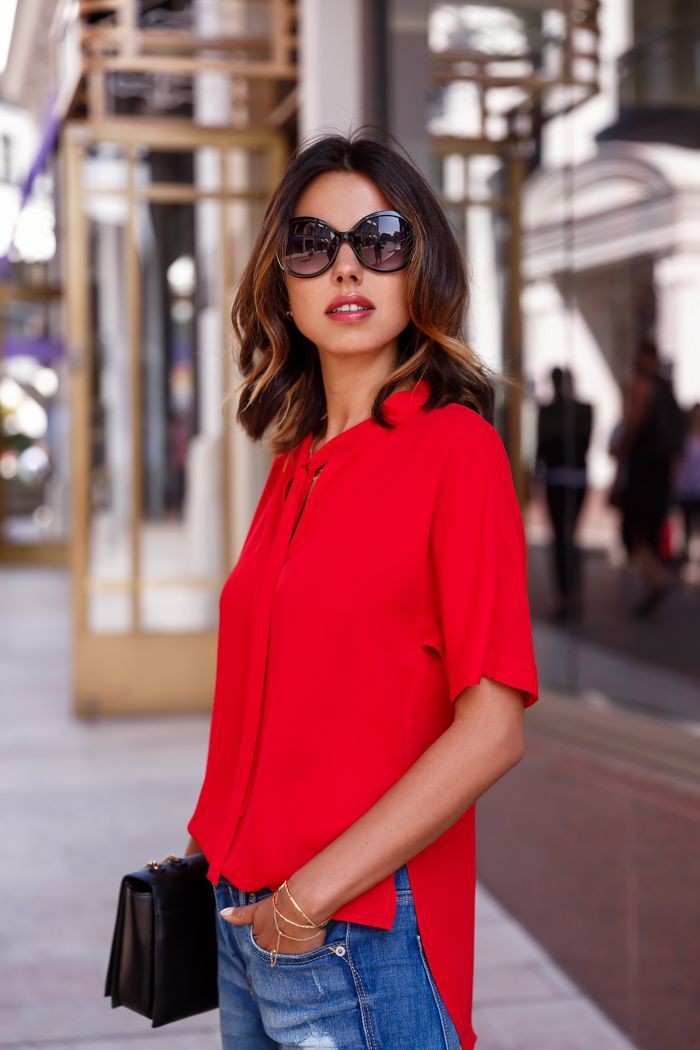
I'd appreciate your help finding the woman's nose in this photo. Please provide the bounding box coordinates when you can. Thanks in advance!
[331,240,361,281]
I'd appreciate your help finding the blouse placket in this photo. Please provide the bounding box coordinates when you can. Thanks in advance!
[206,453,325,884]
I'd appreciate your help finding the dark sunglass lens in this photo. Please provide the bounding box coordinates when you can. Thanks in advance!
[285,219,336,275]
[354,213,412,271]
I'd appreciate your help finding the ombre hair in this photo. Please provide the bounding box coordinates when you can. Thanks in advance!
[228,125,497,454]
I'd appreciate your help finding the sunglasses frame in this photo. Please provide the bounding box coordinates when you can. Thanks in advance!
[277,209,413,278]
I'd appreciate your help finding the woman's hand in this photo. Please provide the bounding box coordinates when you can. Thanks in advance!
[219,892,328,955]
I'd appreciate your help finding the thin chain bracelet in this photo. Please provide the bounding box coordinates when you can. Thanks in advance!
[272,887,330,929]
[267,880,331,968]
[272,909,326,941]
[269,904,325,968]
[280,878,331,927]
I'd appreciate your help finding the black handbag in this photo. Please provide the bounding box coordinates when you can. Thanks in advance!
[104,851,219,1027]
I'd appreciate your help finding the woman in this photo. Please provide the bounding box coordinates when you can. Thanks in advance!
[184,128,539,1050]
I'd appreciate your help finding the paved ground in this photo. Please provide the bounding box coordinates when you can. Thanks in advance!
[0,566,637,1049]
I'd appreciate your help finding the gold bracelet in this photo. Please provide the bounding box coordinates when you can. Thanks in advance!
[272,899,313,929]
[269,904,324,966]
[267,883,328,968]
[272,907,326,941]
[272,887,329,929]
[279,878,331,927]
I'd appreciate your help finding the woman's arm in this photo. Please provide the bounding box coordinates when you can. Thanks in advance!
[183,834,203,857]
[284,675,525,923]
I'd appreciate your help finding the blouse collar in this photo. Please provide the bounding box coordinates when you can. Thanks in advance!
[298,376,431,469]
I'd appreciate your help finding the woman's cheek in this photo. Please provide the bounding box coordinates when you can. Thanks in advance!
[287,294,325,339]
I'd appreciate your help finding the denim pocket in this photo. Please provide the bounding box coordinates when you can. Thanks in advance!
[247,917,347,965]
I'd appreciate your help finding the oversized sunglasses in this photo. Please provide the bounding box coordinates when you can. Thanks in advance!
[277,209,413,278]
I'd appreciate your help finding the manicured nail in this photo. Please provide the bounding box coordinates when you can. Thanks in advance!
[220,907,235,917]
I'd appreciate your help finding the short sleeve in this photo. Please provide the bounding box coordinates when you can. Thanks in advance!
[429,419,539,708]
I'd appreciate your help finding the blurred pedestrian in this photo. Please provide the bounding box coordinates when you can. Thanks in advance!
[607,395,627,507]
[612,339,685,616]
[536,366,592,620]
[673,402,700,563]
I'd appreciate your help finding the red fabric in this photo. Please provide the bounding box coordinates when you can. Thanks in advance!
[658,516,673,561]
[188,377,539,1049]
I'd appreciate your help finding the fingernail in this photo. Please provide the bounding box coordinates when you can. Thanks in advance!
[220,907,235,917]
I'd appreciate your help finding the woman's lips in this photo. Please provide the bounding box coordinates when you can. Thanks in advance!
[324,292,376,320]
[325,306,375,323]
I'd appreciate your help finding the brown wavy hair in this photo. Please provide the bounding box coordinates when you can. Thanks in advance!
[228,125,497,454]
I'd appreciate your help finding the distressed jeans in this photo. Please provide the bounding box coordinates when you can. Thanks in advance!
[213,863,461,1049]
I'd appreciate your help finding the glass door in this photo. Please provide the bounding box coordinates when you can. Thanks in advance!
[63,121,286,715]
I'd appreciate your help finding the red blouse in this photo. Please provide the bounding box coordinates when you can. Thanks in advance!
[187,376,539,1049]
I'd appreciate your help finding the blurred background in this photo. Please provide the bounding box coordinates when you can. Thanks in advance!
[1,2,698,1048]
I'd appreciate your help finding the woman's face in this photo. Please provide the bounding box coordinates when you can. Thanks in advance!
[283,171,411,365]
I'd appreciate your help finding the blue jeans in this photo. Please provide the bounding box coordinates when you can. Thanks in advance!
[212,864,461,1049]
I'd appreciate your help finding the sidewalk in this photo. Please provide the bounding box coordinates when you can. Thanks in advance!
[0,566,637,1050]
